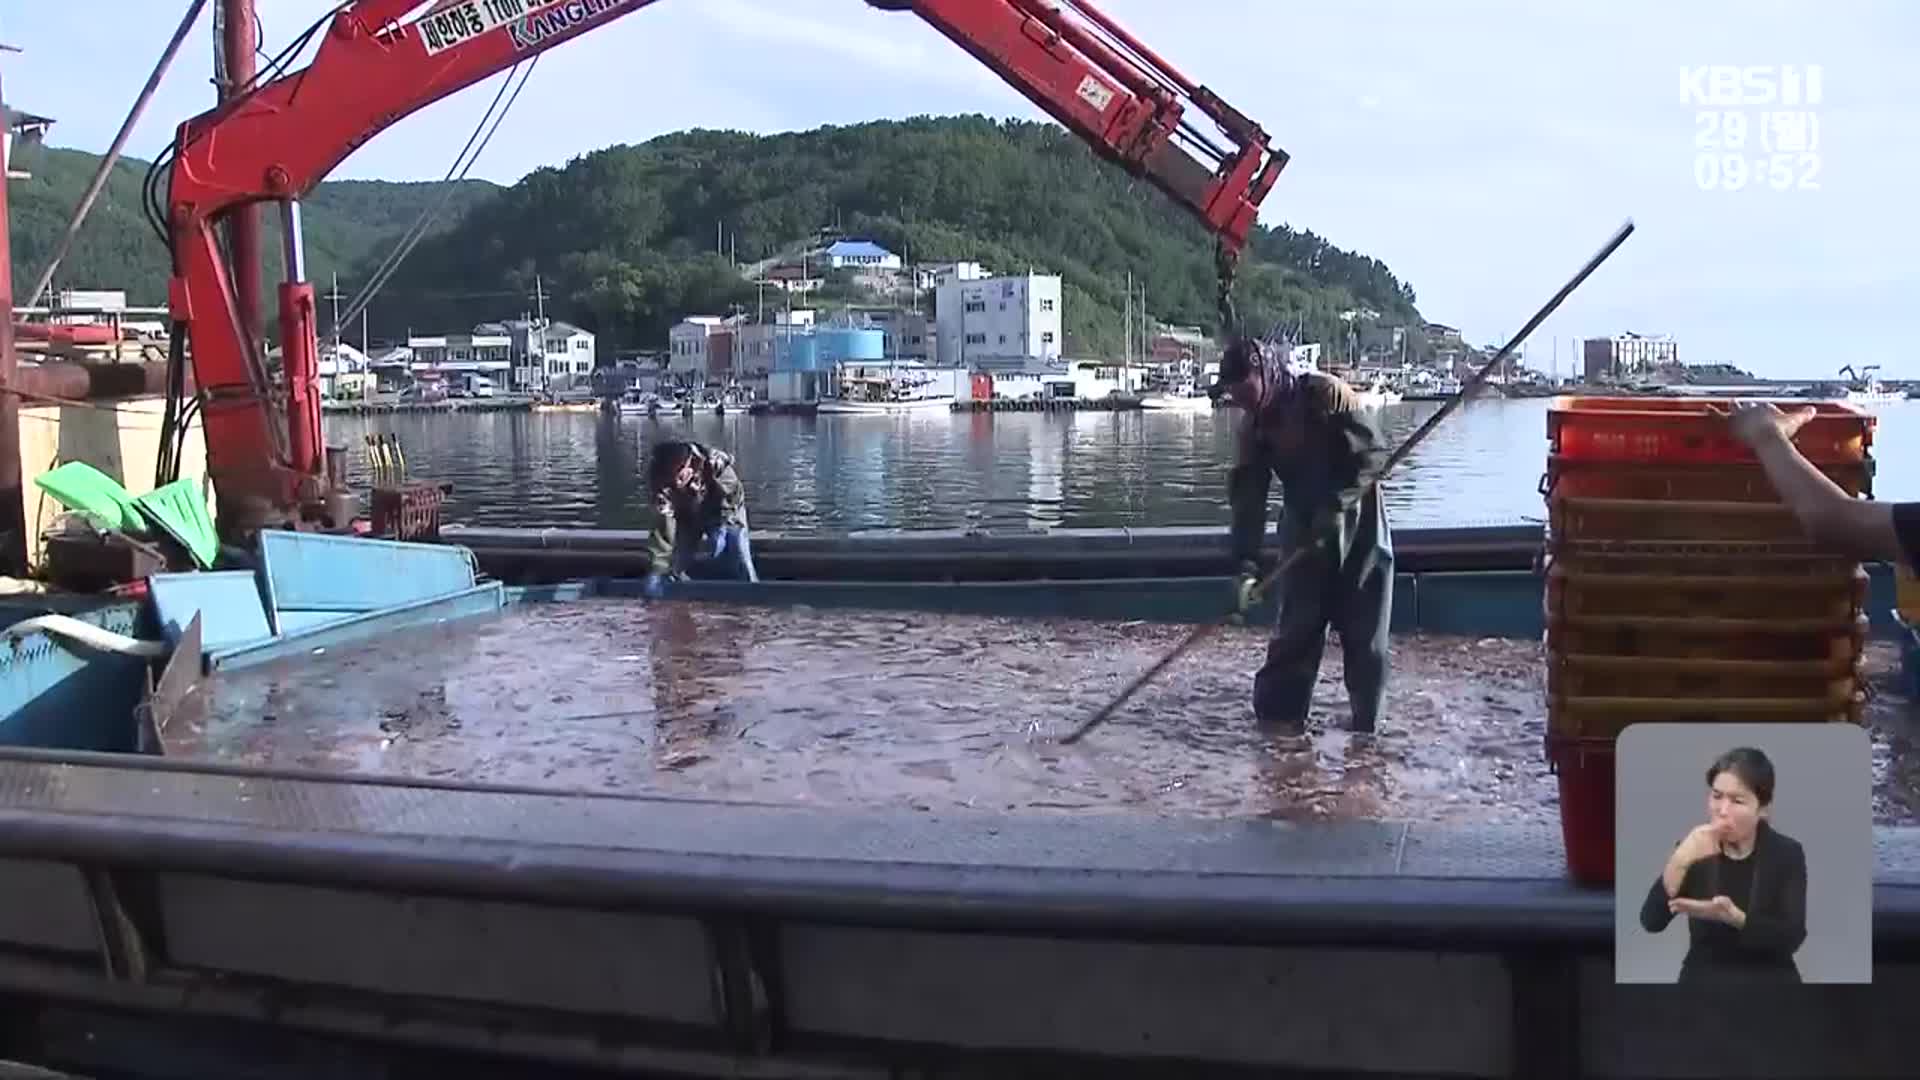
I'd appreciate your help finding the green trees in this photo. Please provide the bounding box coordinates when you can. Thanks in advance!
[8,117,1422,354]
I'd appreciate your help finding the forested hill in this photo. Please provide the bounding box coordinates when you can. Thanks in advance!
[8,117,1422,355]
[379,116,1421,354]
[4,142,496,310]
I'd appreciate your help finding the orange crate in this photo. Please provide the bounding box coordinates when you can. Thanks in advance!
[1541,455,1872,501]
[1547,653,1858,702]
[1547,735,1615,888]
[1549,497,1808,544]
[1547,696,1861,740]
[1544,547,1857,580]
[1548,396,1872,465]
[1547,614,1865,664]
[1544,565,1866,621]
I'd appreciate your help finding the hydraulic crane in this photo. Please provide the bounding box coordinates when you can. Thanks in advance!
[163,0,1287,543]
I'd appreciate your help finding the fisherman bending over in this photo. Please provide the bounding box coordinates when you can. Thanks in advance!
[1212,338,1394,734]
[641,440,759,598]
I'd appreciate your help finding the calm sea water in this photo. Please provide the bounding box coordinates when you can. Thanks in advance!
[325,398,1920,533]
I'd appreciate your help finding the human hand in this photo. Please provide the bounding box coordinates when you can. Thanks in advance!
[1711,401,1817,451]
[1669,894,1745,927]
[1674,822,1726,867]
[1311,506,1343,538]
[1230,563,1261,616]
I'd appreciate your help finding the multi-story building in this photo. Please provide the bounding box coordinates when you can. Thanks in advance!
[472,319,598,393]
[405,331,512,393]
[1583,332,1678,382]
[667,316,726,386]
[934,268,1063,370]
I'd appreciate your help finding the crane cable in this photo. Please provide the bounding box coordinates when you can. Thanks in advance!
[1060,218,1637,746]
[335,55,540,338]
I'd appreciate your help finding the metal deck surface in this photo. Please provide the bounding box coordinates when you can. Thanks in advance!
[6,751,1920,945]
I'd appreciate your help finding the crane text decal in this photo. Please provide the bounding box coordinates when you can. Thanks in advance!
[415,0,533,55]
[414,0,622,57]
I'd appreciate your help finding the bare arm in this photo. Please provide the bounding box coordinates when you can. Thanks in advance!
[1750,435,1901,561]
[1722,404,1905,563]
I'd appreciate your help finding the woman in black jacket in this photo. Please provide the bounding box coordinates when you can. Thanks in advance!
[1639,746,1809,983]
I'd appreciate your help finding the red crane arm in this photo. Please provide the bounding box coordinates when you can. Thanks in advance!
[167,0,1286,539]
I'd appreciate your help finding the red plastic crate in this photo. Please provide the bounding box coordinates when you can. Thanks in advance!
[1541,454,1873,501]
[1547,396,1873,465]
[1547,735,1614,888]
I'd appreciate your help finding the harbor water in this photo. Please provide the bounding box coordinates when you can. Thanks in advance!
[327,398,1920,533]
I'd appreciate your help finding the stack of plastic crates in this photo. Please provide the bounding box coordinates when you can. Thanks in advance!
[1541,396,1876,886]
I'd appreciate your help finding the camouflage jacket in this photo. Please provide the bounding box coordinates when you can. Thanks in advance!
[645,447,750,575]
[1228,371,1387,564]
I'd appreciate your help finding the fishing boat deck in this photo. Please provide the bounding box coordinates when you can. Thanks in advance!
[167,598,1920,823]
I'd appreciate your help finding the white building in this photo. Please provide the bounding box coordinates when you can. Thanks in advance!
[472,319,599,393]
[917,261,988,291]
[542,320,597,391]
[821,240,902,271]
[934,270,1063,369]
[317,342,372,399]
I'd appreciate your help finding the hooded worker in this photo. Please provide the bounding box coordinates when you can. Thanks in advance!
[1211,337,1393,734]
[641,440,759,598]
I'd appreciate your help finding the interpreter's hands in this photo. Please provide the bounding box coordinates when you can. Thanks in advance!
[1674,822,1726,868]
[1712,400,1817,451]
[1669,894,1746,927]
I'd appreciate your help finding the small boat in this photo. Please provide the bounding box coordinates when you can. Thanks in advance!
[1353,379,1404,409]
[1139,380,1216,411]
[614,391,661,416]
[533,400,600,414]
[817,394,955,415]
[1840,365,1902,406]
[819,373,955,415]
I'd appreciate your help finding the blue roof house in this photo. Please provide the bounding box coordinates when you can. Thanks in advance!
[822,240,902,271]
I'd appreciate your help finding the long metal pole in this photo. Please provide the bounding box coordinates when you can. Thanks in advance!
[1061,219,1636,746]
[24,0,208,310]
[0,70,24,576]
[220,0,262,345]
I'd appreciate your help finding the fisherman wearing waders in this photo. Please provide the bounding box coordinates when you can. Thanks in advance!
[1212,338,1393,734]
[641,440,759,598]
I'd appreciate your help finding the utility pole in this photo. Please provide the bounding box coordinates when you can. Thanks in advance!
[0,63,25,576]
[324,271,344,346]
[530,273,550,394]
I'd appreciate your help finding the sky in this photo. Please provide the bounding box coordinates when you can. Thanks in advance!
[4,1,1917,378]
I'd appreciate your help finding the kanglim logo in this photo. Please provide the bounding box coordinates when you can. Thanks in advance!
[509,0,625,50]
